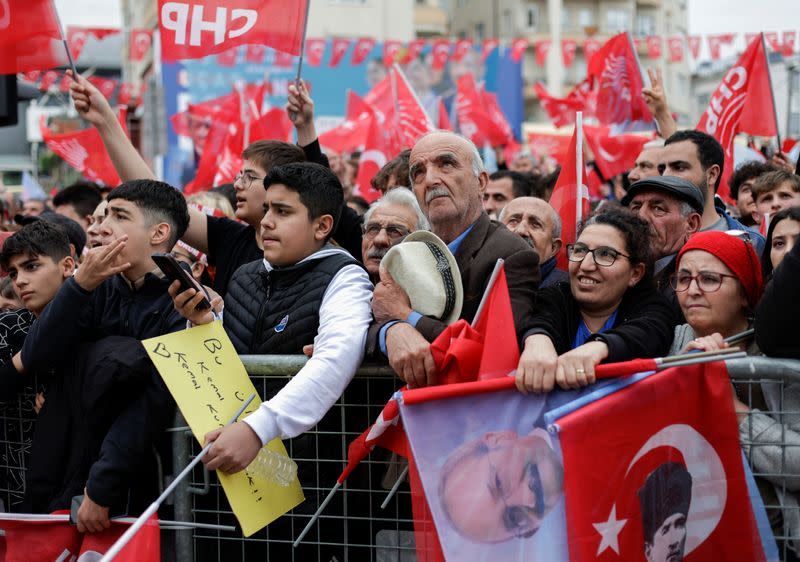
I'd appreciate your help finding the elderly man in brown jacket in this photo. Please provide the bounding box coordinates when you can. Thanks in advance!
[369,131,539,387]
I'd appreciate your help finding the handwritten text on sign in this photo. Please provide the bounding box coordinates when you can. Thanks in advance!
[144,321,303,536]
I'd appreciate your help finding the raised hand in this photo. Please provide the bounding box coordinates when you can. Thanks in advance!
[67,70,117,129]
[286,79,317,146]
[74,237,131,291]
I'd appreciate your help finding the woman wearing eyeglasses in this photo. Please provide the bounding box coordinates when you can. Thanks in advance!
[668,230,764,354]
[515,208,677,393]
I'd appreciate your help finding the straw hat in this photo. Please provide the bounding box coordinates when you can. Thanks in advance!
[380,231,463,325]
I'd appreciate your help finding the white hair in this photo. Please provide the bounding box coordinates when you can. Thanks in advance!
[412,130,486,179]
[363,187,430,231]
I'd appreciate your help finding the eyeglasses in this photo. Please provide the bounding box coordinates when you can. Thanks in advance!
[234,171,264,190]
[670,271,738,292]
[566,244,630,267]
[362,223,410,241]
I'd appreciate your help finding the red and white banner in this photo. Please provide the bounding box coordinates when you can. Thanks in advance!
[129,28,154,62]
[481,38,500,62]
[534,82,584,128]
[351,37,376,65]
[688,35,702,59]
[353,115,389,203]
[244,43,267,64]
[88,76,119,99]
[383,40,403,67]
[534,39,551,66]
[318,90,373,153]
[584,125,650,180]
[583,38,601,62]
[401,39,427,64]
[39,70,60,92]
[158,0,308,61]
[697,33,777,202]
[526,132,572,161]
[430,39,452,71]
[646,35,662,59]
[667,36,684,63]
[329,37,352,67]
[456,74,510,147]
[707,33,735,61]
[782,31,797,56]
[511,38,529,63]
[764,31,780,52]
[305,38,326,67]
[0,0,69,74]
[562,39,577,67]
[118,82,136,106]
[41,111,128,187]
[66,28,90,62]
[452,39,474,63]
[587,33,652,131]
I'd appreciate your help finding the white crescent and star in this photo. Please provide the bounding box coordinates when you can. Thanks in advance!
[592,423,727,557]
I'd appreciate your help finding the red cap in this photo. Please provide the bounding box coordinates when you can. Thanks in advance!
[677,231,764,308]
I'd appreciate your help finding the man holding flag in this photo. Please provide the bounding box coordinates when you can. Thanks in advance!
[368,131,539,388]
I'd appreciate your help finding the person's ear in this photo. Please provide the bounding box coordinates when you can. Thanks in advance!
[686,213,702,234]
[551,238,563,258]
[191,261,205,281]
[477,170,489,194]
[628,262,646,287]
[707,164,721,193]
[151,222,172,247]
[60,255,76,279]
[314,214,334,242]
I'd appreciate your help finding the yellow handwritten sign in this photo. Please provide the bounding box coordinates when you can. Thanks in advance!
[143,321,304,537]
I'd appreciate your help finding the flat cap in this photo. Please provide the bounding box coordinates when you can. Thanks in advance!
[622,176,705,215]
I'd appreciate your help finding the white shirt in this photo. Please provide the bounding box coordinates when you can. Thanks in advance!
[241,246,373,445]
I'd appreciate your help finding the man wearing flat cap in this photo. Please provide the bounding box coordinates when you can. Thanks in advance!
[622,176,705,318]
[639,462,692,562]
[368,131,538,388]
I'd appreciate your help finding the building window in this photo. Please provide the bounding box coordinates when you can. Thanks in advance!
[606,9,629,32]
[635,14,656,36]
[524,3,539,31]
[578,8,594,29]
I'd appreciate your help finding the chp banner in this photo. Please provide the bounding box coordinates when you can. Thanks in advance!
[398,362,777,562]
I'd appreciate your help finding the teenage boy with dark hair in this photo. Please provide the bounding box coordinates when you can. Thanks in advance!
[9,179,190,532]
[0,221,74,510]
[68,72,364,297]
[53,182,103,232]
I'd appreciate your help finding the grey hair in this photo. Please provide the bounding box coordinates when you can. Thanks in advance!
[411,130,486,180]
[678,201,697,218]
[363,187,430,231]
[498,197,562,239]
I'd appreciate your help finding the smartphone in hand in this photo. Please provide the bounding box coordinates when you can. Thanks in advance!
[152,252,211,311]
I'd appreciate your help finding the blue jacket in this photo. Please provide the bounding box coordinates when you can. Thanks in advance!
[715,197,765,254]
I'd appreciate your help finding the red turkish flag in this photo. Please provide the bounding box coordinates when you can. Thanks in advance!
[21,70,42,84]
[351,37,376,65]
[481,88,514,147]
[249,107,293,143]
[66,27,91,61]
[481,38,499,62]
[430,320,483,386]
[472,265,519,380]
[667,36,684,63]
[527,131,572,161]
[354,115,390,203]
[157,0,308,61]
[583,38,601,62]
[430,39,451,71]
[558,362,766,562]
[534,82,584,128]
[244,43,266,63]
[456,74,508,147]
[548,126,590,268]
[0,0,69,74]
[41,111,127,187]
[584,125,649,180]
[185,119,243,194]
[534,39,551,66]
[329,37,351,67]
[305,38,326,67]
[88,76,119,99]
[587,33,653,130]
[511,38,529,62]
[77,515,160,561]
[59,73,73,93]
[697,34,777,202]
[129,28,154,62]
[401,39,427,64]
[687,35,702,59]
[782,31,797,56]
[707,33,735,61]
[391,65,435,148]
[452,39,473,63]
[39,70,60,92]
[764,31,780,51]
[562,39,578,67]
[215,46,238,66]
[437,97,452,130]
[118,82,135,106]
[1,512,81,561]
[646,35,662,59]
[170,90,238,137]
[383,40,403,67]
[318,91,373,152]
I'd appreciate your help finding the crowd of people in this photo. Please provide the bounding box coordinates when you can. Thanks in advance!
[0,67,798,561]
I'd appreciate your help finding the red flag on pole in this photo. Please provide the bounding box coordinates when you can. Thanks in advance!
[456,74,508,147]
[471,264,519,380]
[0,0,69,74]
[510,38,529,63]
[318,91,373,152]
[562,39,577,67]
[430,39,451,71]
[583,38,601,61]
[534,39,551,66]
[41,112,127,187]
[129,28,154,61]
[305,38,325,67]
[383,40,403,67]
[351,37,376,65]
[66,27,91,61]
[534,81,585,128]
[157,0,308,61]
[687,35,702,59]
[696,34,778,202]
[587,33,653,131]
[390,65,435,148]
[39,70,60,92]
[558,362,766,562]
[401,39,427,64]
[353,115,389,203]
[526,131,572,161]
[549,117,589,269]
[249,107,293,143]
[584,125,650,180]
[328,37,351,67]
[667,36,684,62]
[646,35,662,59]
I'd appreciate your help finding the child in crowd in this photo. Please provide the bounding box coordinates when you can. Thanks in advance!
[752,170,800,226]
